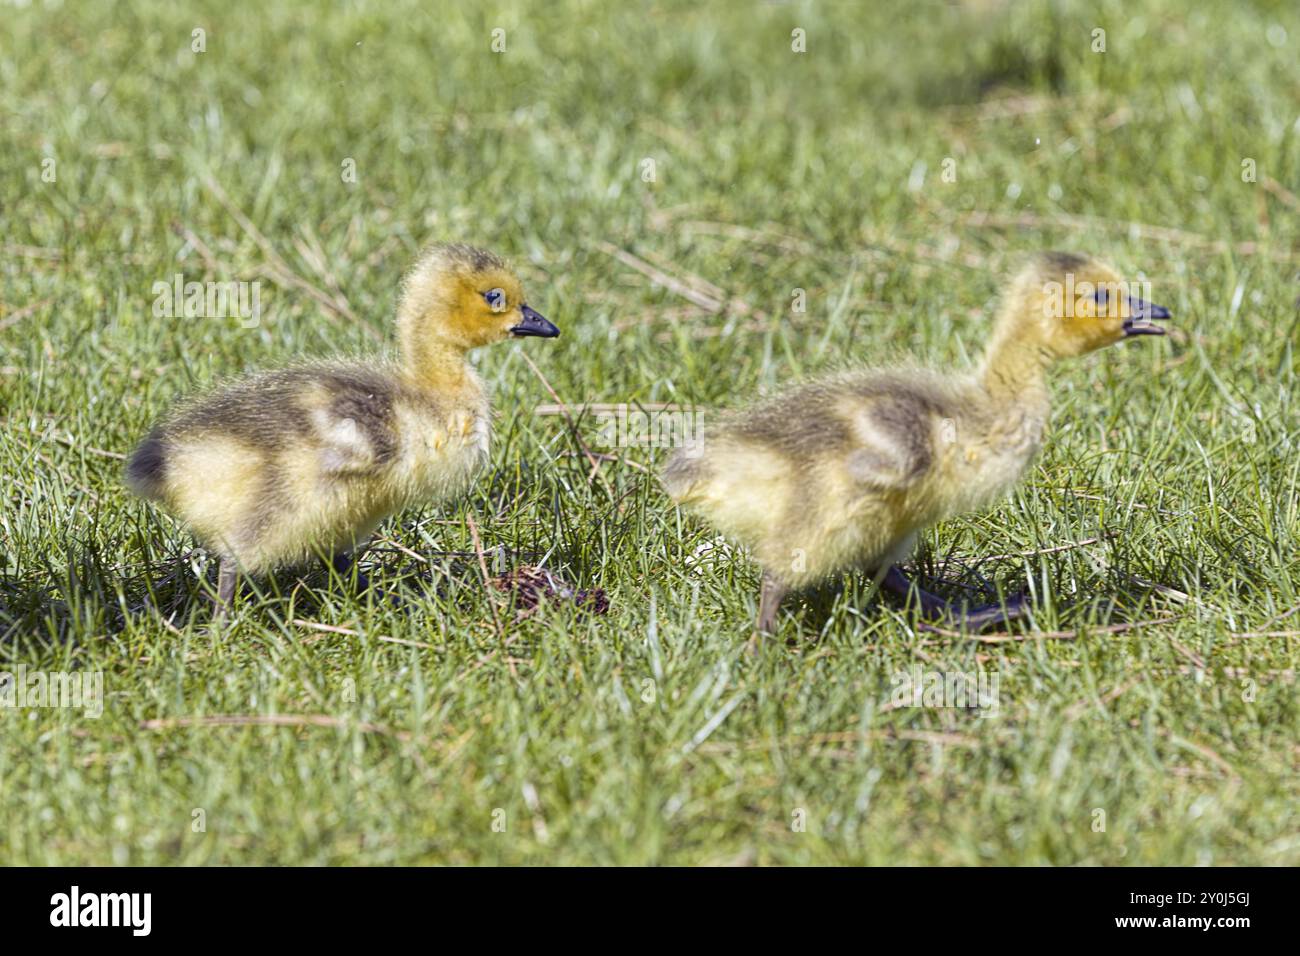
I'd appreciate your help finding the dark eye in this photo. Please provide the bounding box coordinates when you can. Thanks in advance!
[483,288,506,311]
[1093,287,1110,306]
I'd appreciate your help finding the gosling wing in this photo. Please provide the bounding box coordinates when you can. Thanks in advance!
[840,393,934,492]
[307,369,400,478]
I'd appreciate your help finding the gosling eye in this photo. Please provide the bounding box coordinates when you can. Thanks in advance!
[483,288,506,312]
[1092,287,1110,311]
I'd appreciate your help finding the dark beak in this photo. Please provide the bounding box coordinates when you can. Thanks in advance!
[1122,298,1171,337]
[510,305,559,338]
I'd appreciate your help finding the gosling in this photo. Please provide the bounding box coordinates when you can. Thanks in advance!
[127,243,559,617]
[662,253,1170,635]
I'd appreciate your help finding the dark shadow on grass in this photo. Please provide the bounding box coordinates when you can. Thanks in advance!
[0,538,149,654]
[774,551,1175,640]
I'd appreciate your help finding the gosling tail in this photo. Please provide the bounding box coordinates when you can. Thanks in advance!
[125,427,169,501]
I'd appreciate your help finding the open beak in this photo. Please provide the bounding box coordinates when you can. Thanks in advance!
[1122,297,1171,337]
[510,305,559,338]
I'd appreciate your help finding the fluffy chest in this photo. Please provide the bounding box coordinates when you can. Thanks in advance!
[940,400,1049,512]
[396,399,491,493]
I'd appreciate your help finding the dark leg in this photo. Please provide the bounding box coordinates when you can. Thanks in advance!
[882,564,1030,632]
[755,572,788,636]
[214,558,238,620]
[881,565,950,616]
[331,551,372,592]
[949,592,1031,631]
[329,551,405,608]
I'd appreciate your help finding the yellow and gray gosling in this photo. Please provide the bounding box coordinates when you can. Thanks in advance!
[127,243,559,617]
[662,252,1171,635]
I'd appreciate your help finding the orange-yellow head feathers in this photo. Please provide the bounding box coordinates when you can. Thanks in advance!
[397,243,558,362]
[992,252,1171,362]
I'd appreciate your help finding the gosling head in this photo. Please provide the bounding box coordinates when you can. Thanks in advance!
[397,242,559,356]
[996,252,1171,361]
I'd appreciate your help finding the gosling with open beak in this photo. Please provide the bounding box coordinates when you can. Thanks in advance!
[1123,297,1172,337]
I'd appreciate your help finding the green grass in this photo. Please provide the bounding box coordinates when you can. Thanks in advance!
[1,0,1298,865]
